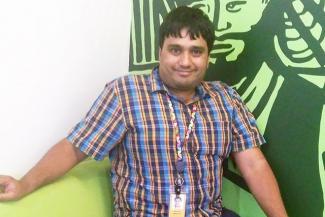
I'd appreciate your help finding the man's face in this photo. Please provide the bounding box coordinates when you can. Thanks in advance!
[159,28,209,95]
[194,0,269,62]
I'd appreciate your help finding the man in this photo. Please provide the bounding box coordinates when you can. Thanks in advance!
[0,6,287,217]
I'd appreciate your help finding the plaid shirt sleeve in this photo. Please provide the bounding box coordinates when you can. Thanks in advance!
[67,80,127,160]
[230,88,266,152]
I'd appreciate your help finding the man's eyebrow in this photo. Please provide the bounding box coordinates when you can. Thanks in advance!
[167,44,205,49]
[191,46,206,51]
[167,44,182,48]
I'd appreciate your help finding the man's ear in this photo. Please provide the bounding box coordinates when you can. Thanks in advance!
[206,56,210,69]
[158,47,162,59]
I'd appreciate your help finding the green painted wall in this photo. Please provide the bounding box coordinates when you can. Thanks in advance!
[129,1,325,216]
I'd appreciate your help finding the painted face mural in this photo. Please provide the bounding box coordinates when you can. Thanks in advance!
[129,1,325,217]
[191,0,269,62]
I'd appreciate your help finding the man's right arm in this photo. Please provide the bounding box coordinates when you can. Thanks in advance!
[0,138,87,201]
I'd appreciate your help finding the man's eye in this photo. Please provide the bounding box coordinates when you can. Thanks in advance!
[226,1,247,13]
[192,49,203,56]
[170,48,181,55]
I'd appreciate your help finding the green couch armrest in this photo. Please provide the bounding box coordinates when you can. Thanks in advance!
[0,159,113,217]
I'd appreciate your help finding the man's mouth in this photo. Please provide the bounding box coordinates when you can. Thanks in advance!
[174,69,193,77]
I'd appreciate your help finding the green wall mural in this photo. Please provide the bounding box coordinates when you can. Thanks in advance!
[129,1,325,216]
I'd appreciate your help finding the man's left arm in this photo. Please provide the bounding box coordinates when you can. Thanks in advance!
[232,147,288,217]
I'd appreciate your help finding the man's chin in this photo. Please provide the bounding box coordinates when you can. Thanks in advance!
[174,82,198,91]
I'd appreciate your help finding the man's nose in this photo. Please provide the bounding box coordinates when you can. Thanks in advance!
[179,52,192,67]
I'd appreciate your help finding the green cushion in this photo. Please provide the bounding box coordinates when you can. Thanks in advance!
[0,159,113,217]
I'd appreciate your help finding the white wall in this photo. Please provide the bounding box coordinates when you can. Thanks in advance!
[0,0,131,177]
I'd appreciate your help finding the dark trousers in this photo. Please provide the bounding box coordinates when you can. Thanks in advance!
[221,207,240,217]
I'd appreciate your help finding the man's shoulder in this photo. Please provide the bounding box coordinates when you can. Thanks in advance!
[108,73,150,87]
[203,80,236,97]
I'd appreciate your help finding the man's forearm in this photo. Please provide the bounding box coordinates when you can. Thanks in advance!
[20,138,87,196]
[244,158,287,217]
[233,148,288,217]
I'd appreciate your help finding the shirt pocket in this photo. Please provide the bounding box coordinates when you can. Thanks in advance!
[128,123,174,168]
[190,120,231,159]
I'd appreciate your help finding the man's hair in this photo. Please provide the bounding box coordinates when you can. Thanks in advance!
[159,6,215,53]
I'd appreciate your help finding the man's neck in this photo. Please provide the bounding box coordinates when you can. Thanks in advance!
[168,88,197,104]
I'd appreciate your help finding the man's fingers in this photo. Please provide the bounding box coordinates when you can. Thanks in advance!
[0,176,20,201]
[0,176,10,192]
[0,192,17,202]
[0,175,14,184]
[0,192,7,200]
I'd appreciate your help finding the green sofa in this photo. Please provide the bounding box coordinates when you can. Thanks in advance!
[0,158,266,217]
[0,159,113,217]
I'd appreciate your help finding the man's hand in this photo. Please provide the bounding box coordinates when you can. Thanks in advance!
[0,139,87,202]
[0,175,28,201]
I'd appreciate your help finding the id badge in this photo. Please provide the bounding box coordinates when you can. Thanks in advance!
[168,193,186,217]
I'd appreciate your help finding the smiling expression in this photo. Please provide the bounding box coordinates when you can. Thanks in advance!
[158,28,210,100]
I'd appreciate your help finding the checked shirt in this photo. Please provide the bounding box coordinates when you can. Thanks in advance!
[67,67,265,217]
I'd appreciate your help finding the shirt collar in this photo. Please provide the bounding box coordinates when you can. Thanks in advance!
[149,66,210,100]
[150,66,168,94]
